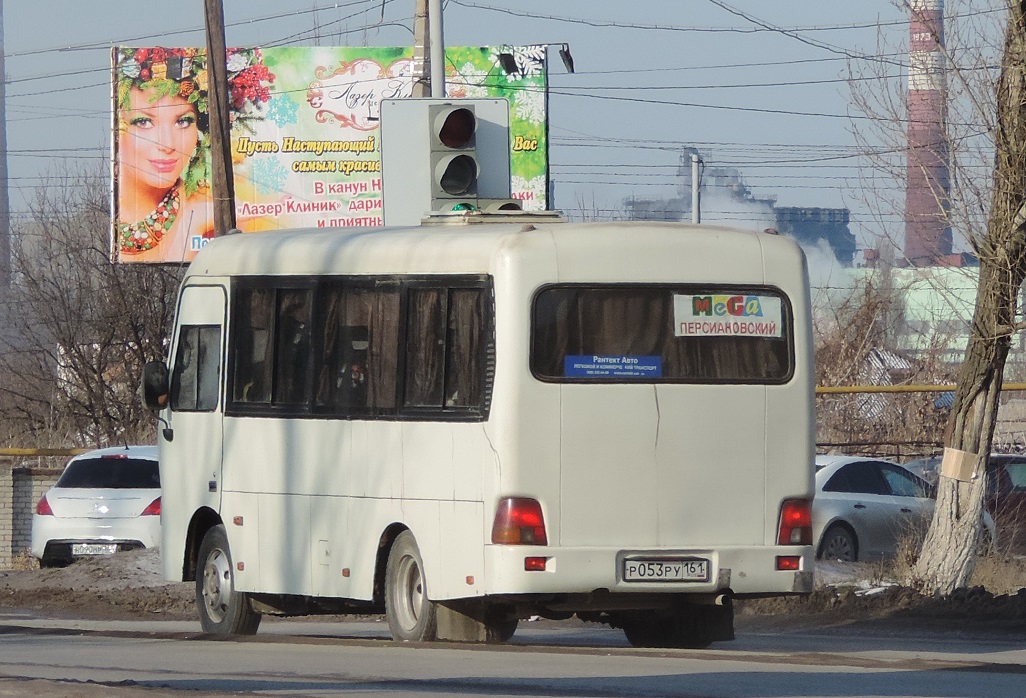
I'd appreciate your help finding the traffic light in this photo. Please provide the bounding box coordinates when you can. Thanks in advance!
[381,98,514,226]
[430,104,479,205]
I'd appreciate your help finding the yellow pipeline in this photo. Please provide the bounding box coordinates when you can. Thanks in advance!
[8,383,1026,450]
[0,448,89,457]
[817,383,1026,394]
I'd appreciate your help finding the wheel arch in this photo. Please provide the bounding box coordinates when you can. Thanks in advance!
[816,519,858,559]
[373,522,409,605]
[184,506,223,581]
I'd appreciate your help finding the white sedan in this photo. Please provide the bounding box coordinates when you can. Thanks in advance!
[814,455,996,562]
[31,445,161,567]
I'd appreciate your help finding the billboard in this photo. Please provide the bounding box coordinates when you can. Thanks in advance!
[112,45,549,264]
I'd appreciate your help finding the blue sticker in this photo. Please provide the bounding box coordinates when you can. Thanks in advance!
[564,355,662,378]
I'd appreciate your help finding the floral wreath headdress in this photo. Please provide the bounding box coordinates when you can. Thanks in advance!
[116,46,275,197]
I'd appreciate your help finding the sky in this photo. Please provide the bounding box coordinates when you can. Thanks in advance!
[2,1,932,254]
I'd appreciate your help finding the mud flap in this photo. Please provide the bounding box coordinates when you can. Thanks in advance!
[436,600,518,643]
[793,570,814,593]
[688,598,734,643]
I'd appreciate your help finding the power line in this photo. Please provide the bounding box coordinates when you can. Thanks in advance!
[6,0,389,58]
[449,0,1000,35]
[704,0,906,68]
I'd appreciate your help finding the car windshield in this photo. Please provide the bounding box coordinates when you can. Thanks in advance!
[55,457,160,489]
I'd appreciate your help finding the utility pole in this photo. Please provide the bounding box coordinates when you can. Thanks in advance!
[412,0,445,98]
[411,0,429,97]
[690,153,701,225]
[428,0,444,97]
[0,0,10,288]
[204,0,236,236]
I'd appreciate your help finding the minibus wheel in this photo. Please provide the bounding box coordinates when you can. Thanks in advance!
[385,530,437,641]
[621,613,713,649]
[486,614,519,643]
[196,524,261,636]
[620,601,732,649]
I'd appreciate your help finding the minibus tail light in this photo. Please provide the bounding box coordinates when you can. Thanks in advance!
[492,497,547,545]
[36,495,53,516]
[776,555,801,571]
[777,498,812,545]
[141,496,161,516]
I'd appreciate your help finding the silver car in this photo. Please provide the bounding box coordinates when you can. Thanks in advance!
[814,455,996,561]
[30,445,161,567]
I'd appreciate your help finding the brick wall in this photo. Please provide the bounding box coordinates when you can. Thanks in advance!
[0,462,11,569]
[0,462,60,569]
[13,469,61,558]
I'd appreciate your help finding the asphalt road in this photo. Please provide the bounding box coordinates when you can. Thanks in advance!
[1,613,1026,697]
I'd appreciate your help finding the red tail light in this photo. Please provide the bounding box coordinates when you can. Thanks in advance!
[777,498,812,545]
[776,555,801,571]
[36,495,53,516]
[491,497,547,545]
[141,496,161,516]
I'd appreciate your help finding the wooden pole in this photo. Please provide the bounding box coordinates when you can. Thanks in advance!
[204,0,236,236]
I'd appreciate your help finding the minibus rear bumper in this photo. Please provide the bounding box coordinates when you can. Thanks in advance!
[482,544,814,598]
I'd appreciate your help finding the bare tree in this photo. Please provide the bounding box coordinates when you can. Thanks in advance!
[815,272,954,458]
[909,1,1026,594]
[0,164,182,447]
[850,1,1026,593]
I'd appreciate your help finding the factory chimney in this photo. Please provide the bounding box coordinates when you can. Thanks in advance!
[904,0,952,266]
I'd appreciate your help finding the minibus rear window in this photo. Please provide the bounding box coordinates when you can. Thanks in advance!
[530,285,793,384]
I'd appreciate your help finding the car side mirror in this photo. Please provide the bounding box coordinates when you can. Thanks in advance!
[141,361,170,411]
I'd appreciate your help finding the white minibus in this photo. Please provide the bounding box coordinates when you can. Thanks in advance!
[142,217,815,647]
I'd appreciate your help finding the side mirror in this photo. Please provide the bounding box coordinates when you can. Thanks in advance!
[141,361,169,411]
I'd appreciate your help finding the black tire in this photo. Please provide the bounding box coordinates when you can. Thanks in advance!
[620,609,718,649]
[196,524,261,636]
[819,524,858,562]
[623,616,690,649]
[385,530,437,642]
[486,616,519,644]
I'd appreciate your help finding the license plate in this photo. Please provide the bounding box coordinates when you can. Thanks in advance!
[623,558,709,582]
[72,543,118,556]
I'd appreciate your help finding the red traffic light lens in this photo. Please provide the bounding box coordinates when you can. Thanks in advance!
[438,107,476,148]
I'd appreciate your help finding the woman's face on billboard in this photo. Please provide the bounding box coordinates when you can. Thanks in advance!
[120,87,198,192]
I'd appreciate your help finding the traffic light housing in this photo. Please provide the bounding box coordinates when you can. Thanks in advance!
[430,104,478,203]
[381,98,514,225]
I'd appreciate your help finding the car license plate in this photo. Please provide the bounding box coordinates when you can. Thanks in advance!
[623,558,709,582]
[72,543,118,556]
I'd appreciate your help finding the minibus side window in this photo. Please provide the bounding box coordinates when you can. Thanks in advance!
[445,289,484,407]
[404,288,445,407]
[316,284,399,415]
[229,275,492,420]
[273,289,313,405]
[404,287,485,410]
[170,325,221,412]
[233,288,274,404]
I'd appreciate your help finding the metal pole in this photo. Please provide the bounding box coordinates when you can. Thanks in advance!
[691,153,701,224]
[204,0,237,236]
[428,0,445,97]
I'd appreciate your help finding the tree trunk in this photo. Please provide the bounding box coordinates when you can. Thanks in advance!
[911,1,1026,595]
[911,264,1009,594]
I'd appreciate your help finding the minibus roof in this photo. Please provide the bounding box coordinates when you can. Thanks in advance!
[183,221,804,288]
